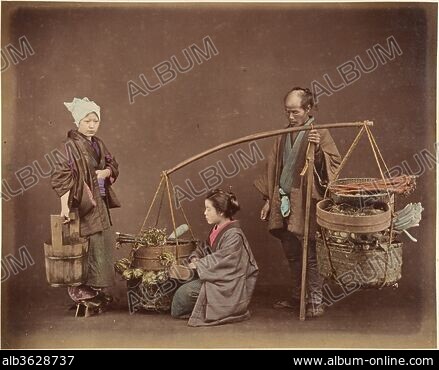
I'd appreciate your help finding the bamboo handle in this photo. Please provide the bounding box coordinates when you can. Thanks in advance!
[299,142,316,321]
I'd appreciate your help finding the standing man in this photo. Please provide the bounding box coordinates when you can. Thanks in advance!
[254,87,341,318]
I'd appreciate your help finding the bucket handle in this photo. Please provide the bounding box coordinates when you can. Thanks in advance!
[50,210,81,246]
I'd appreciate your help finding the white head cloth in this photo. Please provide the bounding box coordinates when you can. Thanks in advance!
[64,97,101,126]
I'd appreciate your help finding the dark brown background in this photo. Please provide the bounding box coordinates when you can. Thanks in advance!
[1,2,437,348]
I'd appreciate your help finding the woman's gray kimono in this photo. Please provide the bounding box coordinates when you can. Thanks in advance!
[188,221,259,327]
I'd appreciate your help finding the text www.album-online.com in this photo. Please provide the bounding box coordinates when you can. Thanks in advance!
[292,356,434,366]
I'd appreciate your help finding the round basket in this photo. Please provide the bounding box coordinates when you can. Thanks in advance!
[316,199,391,233]
[133,241,196,271]
[328,178,390,207]
[316,235,403,288]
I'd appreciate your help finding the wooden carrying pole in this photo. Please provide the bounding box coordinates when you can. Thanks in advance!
[299,142,316,321]
[165,121,373,175]
[155,120,373,319]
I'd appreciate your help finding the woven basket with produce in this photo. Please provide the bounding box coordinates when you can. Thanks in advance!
[115,226,197,312]
[316,125,423,289]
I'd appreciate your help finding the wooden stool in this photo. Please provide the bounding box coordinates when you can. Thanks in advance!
[74,296,111,318]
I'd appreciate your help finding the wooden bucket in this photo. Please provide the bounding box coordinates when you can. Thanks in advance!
[44,212,88,287]
[133,241,196,271]
[316,199,391,234]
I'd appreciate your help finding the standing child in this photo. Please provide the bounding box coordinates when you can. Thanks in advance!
[51,97,120,313]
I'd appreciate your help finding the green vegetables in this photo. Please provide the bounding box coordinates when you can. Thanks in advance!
[114,258,131,274]
[158,251,176,267]
[114,227,186,312]
[116,227,168,250]
[115,257,175,284]
[393,202,423,231]
[134,227,167,250]
[141,270,168,286]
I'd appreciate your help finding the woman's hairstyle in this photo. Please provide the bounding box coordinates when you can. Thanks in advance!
[284,87,318,111]
[206,188,240,218]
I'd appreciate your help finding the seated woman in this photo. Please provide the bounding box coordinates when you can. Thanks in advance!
[171,188,259,327]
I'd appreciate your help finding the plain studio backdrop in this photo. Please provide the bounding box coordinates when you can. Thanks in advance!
[1,2,437,348]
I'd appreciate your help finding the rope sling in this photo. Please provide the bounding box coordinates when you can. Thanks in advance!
[320,122,397,289]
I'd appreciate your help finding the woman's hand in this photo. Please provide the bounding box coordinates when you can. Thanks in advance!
[95,169,111,180]
[60,191,71,224]
[188,256,199,269]
[61,206,71,224]
[260,200,270,221]
[308,129,321,151]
